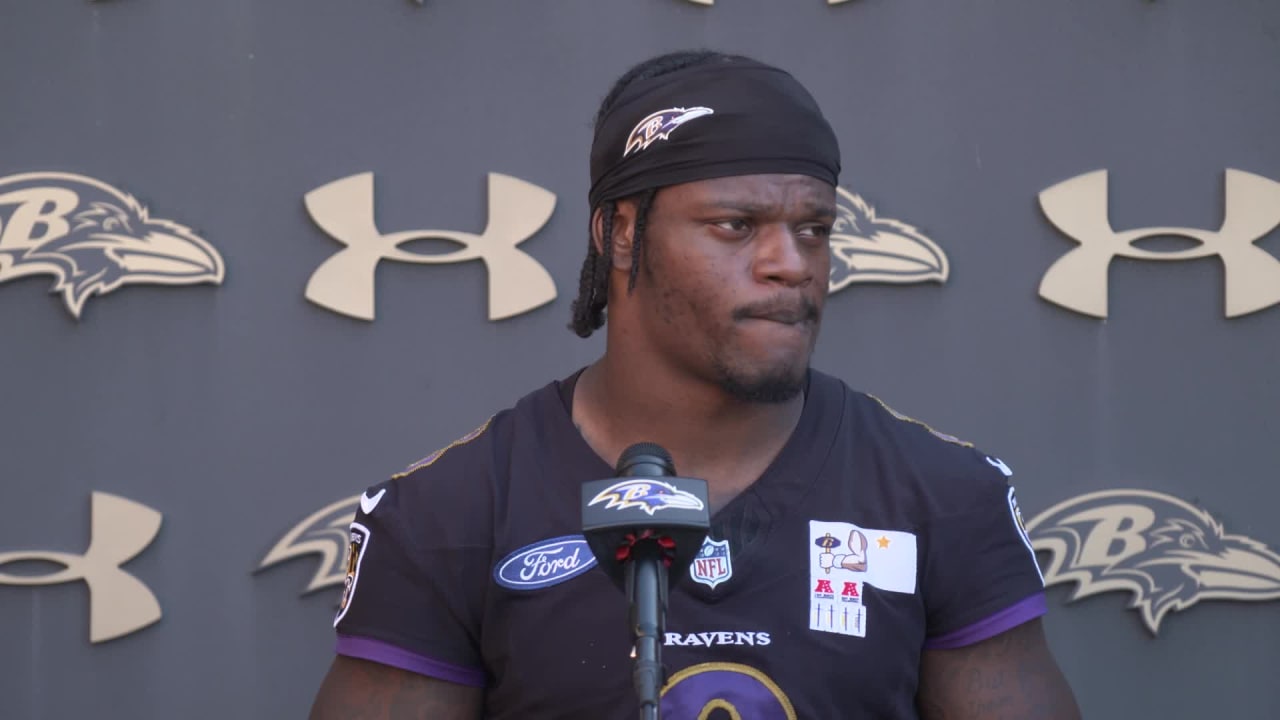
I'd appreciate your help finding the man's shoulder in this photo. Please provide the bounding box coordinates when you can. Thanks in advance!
[809,370,980,453]
[390,414,502,482]
[818,376,1014,505]
[388,376,565,488]
[351,378,568,538]
[852,390,981,454]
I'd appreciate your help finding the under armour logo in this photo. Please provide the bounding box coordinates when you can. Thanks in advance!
[304,172,557,321]
[0,492,163,643]
[1038,169,1280,318]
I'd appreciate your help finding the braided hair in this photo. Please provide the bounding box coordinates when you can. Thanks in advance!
[569,50,745,338]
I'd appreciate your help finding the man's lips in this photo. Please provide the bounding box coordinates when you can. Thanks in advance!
[745,311,811,325]
[734,299,820,325]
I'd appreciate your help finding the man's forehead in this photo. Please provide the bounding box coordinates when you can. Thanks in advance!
[669,174,836,212]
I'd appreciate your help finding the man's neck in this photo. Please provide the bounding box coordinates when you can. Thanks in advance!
[572,354,805,511]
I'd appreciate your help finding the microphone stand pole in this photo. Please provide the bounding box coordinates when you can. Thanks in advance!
[628,541,666,720]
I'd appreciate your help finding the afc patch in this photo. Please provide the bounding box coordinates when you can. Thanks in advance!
[808,520,918,638]
[333,522,369,627]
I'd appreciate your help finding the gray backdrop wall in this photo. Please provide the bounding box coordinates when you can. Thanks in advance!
[2,1,1278,718]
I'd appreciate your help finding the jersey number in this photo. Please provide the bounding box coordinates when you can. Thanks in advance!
[660,662,796,720]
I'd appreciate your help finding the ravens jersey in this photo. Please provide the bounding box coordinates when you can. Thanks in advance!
[332,369,1046,718]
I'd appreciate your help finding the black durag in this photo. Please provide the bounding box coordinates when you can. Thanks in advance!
[588,57,841,208]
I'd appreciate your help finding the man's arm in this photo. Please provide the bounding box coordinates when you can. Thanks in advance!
[309,656,483,720]
[916,619,1081,720]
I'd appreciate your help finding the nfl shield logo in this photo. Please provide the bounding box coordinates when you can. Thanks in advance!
[690,537,733,590]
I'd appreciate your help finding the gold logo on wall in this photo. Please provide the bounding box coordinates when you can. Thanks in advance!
[1038,169,1280,318]
[0,492,163,643]
[828,187,949,294]
[303,172,557,321]
[1026,489,1280,634]
[0,172,224,319]
[257,494,359,594]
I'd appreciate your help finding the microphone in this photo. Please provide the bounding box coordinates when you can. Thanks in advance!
[581,443,710,720]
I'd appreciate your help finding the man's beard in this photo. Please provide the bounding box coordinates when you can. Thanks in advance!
[713,296,819,402]
[712,358,809,404]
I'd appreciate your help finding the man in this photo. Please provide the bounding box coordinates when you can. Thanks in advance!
[310,50,1081,719]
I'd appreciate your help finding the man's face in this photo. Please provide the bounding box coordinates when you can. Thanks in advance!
[621,173,836,403]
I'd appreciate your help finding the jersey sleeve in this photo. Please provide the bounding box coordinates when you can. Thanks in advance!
[332,441,494,686]
[919,454,1046,649]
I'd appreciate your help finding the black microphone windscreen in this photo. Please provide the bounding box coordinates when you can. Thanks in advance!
[617,442,676,476]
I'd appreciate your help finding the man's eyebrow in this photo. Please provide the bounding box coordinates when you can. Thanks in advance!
[702,200,837,220]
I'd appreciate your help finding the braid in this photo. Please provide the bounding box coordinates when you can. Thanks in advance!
[569,50,747,338]
[569,200,616,338]
[628,188,657,292]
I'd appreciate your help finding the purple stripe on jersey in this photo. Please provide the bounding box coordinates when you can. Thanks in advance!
[923,593,1048,650]
[336,634,485,687]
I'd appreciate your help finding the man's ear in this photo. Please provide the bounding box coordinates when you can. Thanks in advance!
[591,200,637,272]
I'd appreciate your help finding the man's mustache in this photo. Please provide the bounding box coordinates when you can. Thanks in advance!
[733,297,821,324]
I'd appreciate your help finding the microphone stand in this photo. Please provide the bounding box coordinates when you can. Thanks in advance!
[581,442,708,720]
[627,541,667,720]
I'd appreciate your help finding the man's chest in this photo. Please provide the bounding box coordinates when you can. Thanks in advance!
[479,516,928,719]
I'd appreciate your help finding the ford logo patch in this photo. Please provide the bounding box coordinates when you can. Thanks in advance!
[493,535,597,590]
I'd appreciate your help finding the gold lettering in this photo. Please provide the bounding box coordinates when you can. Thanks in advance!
[0,187,79,249]
[1066,504,1156,566]
[697,700,742,720]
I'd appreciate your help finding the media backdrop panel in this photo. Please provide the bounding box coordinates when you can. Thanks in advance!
[1,1,1277,718]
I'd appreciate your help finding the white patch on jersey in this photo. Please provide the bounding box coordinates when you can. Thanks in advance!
[359,488,386,514]
[333,522,370,627]
[1007,486,1044,585]
[808,520,918,638]
[689,536,733,590]
[986,456,1013,477]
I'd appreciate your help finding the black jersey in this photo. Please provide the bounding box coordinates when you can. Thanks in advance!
[332,369,1046,719]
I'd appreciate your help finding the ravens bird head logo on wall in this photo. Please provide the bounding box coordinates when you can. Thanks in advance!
[1026,489,1280,634]
[828,187,949,294]
[257,495,360,594]
[0,172,224,318]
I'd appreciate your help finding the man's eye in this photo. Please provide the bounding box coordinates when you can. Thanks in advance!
[798,224,832,240]
[715,219,751,232]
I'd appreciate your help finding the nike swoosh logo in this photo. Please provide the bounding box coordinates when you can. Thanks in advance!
[360,489,386,515]
[985,456,1013,477]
